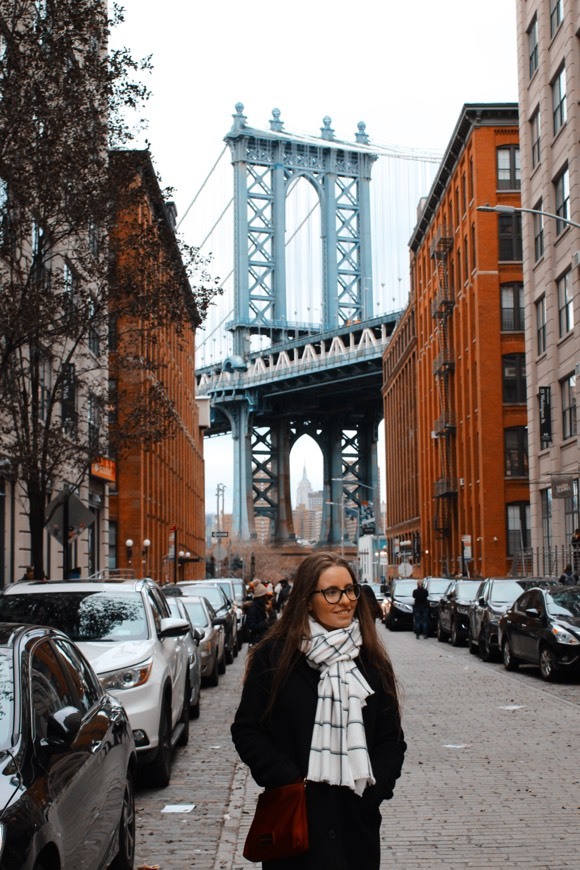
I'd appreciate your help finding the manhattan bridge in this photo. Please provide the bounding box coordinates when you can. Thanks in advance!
[188,104,440,547]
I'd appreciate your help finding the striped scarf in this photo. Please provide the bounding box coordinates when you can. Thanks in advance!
[302,618,375,796]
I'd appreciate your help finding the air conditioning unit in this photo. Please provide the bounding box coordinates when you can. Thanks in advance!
[572,251,580,269]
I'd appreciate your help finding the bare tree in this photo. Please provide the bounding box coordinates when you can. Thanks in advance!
[0,1,219,578]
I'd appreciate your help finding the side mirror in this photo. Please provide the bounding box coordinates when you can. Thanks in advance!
[40,705,83,752]
[478,597,485,606]
[159,617,190,639]
[525,607,540,618]
[192,628,203,644]
[213,616,227,626]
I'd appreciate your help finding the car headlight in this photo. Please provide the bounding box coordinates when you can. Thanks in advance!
[488,610,503,625]
[200,639,211,654]
[100,658,153,690]
[395,602,413,613]
[551,625,580,645]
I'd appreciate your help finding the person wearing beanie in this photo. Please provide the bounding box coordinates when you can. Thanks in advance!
[245,582,270,644]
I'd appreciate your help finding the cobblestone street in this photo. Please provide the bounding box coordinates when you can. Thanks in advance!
[134,628,580,869]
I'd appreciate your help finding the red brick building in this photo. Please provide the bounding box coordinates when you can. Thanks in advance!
[385,104,529,579]
[109,150,207,581]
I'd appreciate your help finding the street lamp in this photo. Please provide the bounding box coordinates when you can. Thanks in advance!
[477,203,580,231]
[142,538,151,576]
[125,538,133,567]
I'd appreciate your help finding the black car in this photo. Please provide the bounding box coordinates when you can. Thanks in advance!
[0,623,136,870]
[437,579,481,645]
[424,577,451,636]
[384,579,415,630]
[468,578,526,661]
[500,585,580,681]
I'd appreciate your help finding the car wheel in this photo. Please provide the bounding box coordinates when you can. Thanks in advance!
[468,629,477,654]
[450,622,462,647]
[177,679,190,747]
[225,643,234,665]
[144,701,172,788]
[436,621,447,642]
[539,645,558,681]
[502,638,519,671]
[190,692,201,720]
[206,654,219,688]
[218,652,226,674]
[479,629,493,662]
[109,771,136,870]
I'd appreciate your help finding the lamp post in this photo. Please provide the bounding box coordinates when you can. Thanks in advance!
[216,483,226,578]
[477,203,580,231]
[125,539,133,568]
[142,538,151,576]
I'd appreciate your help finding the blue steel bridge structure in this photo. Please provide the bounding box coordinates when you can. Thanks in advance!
[195,104,437,546]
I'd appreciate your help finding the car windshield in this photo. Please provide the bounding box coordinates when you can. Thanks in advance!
[426,579,449,594]
[393,580,415,596]
[181,599,210,627]
[213,582,234,603]
[489,581,525,605]
[545,588,580,618]
[0,592,148,641]
[455,581,481,603]
[194,586,226,611]
[230,581,245,603]
[0,650,14,751]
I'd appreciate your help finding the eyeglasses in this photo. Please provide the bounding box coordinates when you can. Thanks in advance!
[310,584,361,604]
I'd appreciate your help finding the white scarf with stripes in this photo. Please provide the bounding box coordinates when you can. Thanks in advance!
[302,618,375,796]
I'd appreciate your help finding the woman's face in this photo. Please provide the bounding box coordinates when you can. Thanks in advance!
[308,565,357,632]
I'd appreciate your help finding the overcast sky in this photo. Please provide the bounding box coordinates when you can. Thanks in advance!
[112,1,519,513]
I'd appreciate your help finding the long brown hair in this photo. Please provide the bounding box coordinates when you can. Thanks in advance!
[247,551,400,716]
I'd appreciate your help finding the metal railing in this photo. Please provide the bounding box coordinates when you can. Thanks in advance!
[510,546,580,578]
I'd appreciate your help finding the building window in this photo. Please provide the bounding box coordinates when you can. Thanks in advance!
[528,16,538,78]
[564,480,579,546]
[61,363,77,436]
[557,271,573,336]
[506,502,530,556]
[505,427,529,477]
[503,354,527,404]
[552,65,567,134]
[554,166,570,235]
[536,296,547,355]
[533,203,544,260]
[541,488,552,557]
[530,109,541,168]
[550,0,563,38]
[88,394,100,451]
[497,145,520,190]
[498,213,522,261]
[501,282,525,331]
[561,373,577,440]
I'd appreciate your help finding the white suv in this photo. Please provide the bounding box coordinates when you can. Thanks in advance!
[0,577,190,787]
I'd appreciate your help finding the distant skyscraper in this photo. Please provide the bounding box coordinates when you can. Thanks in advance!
[296,466,312,507]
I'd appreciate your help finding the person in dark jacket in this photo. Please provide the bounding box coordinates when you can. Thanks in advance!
[231,551,406,870]
[360,582,383,621]
[245,582,271,644]
[412,578,429,638]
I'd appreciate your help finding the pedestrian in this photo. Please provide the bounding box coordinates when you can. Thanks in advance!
[559,564,579,586]
[231,551,406,870]
[360,581,383,621]
[244,582,271,645]
[571,528,580,573]
[275,577,292,612]
[412,578,429,638]
[19,566,35,582]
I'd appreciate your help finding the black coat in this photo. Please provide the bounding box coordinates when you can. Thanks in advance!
[231,640,406,869]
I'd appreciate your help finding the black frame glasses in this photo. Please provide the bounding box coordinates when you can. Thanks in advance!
[310,584,361,604]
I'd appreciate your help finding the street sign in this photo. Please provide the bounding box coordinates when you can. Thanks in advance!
[212,531,229,538]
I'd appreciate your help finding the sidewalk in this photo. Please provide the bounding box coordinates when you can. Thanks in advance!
[135,628,580,869]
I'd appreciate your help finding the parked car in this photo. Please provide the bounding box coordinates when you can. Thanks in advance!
[178,595,225,687]
[177,582,237,665]
[163,594,202,719]
[437,579,481,645]
[384,579,416,631]
[0,622,137,870]
[468,578,526,661]
[206,578,245,651]
[424,577,451,636]
[499,585,580,681]
[0,578,191,788]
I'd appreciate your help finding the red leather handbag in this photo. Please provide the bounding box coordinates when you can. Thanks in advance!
[243,780,309,862]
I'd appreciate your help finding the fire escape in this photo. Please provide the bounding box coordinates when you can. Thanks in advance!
[430,227,456,546]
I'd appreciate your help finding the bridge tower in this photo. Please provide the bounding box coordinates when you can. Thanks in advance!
[217,105,383,545]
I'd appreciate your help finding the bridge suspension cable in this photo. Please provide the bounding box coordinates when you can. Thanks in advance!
[176,144,228,230]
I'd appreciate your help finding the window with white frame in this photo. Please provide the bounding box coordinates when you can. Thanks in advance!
[550,0,563,38]
[497,145,520,190]
[541,488,552,558]
[552,65,567,134]
[554,166,570,235]
[561,373,577,440]
[528,16,539,78]
[530,108,541,168]
[557,271,573,336]
[533,203,544,260]
[501,282,525,331]
[536,296,547,355]
[506,502,530,556]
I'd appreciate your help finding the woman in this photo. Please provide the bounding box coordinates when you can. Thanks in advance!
[244,581,271,645]
[231,552,406,869]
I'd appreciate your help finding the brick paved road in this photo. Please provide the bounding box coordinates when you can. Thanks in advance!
[134,628,580,869]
